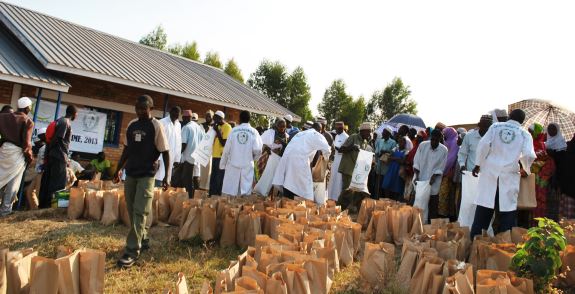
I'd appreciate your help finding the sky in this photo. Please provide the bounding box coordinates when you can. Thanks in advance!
[6,0,575,126]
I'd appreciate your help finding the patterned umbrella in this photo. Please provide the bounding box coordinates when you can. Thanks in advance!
[508,99,575,140]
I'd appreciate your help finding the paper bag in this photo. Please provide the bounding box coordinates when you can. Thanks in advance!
[312,155,327,183]
[408,256,444,294]
[169,191,190,226]
[391,207,412,246]
[67,187,85,220]
[201,203,217,241]
[1,248,7,294]
[304,258,330,294]
[266,271,287,294]
[6,249,37,294]
[55,250,80,294]
[158,190,172,222]
[334,226,354,267]
[79,249,105,294]
[476,270,534,294]
[176,272,188,294]
[414,180,432,223]
[360,242,395,287]
[29,256,59,294]
[237,212,261,248]
[179,207,201,241]
[119,191,131,227]
[86,190,104,221]
[517,174,536,209]
[442,263,474,294]
[220,209,238,247]
[511,227,527,244]
[356,198,375,230]
[101,190,120,225]
[200,280,212,294]
[485,244,514,272]
[348,150,374,193]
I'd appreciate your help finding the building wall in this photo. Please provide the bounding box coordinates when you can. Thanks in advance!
[0,80,13,105]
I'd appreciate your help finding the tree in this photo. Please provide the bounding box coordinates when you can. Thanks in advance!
[366,77,417,124]
[224,58,244,83]
[139,25,168,50]
[318,79,352,128]
[203,51,223,69]
[340,96,367,133]
[248,60,289,107]
[181,42,200,61]
[168,43,183,55]
[287,67,313,123]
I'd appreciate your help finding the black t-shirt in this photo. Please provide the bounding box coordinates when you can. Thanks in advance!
[124,118,169,178]
[48,117,71,160]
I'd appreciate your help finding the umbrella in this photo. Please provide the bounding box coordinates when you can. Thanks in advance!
[508,99,575,140]
[375,113,426,135]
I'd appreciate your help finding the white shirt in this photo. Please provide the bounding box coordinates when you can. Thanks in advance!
[181,121,205,164]
[413,141,448,195]
[457,129,482,170]
[35,145,45,173]
[272,129,331,200]
[260,129,288,152]
[220,123,263,169]
[69,159,84,174]
[156,117,182,180]
[474,120,536,211]
[333,131,349,154]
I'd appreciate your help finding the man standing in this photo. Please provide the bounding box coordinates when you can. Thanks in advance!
[0,97,34,216]
[327,121,349,201]
[316,117,334,147]
[284,114,300,137]
[458,115,493,173]
[209,111,232,196]
[39,105,77,208]
[181,110,192,127]
[181,109,205,198]
[199,110,214,190]
[413,129,448,221]
[470,109,536,239]
[155,106,181,187]
[273,123,330,200]
[374,127,397,198]
[220,111,262,196]
[339,123,374,191]
[114,95,169,268]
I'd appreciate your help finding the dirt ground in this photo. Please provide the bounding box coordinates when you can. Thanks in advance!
[0,208,384,293]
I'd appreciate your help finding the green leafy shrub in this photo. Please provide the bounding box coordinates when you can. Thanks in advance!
[511,217,567,293]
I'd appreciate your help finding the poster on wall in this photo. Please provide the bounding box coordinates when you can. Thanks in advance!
[30,99,107,154]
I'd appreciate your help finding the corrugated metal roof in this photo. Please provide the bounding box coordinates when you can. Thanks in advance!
[0,1,297,119]
[0,22,69,92]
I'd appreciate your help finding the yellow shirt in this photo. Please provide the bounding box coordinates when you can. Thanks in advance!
[212,122,232,158]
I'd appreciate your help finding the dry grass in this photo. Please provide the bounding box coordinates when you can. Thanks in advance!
[0,208,381,293]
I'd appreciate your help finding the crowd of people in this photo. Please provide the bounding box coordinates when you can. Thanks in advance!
[1,95,575,268]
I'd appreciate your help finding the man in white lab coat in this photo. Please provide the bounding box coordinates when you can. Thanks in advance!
[220,111,263,196]
[273,123,331,201]
[155,106,181,187]
[470,109,536,239]
[327,121,349,201]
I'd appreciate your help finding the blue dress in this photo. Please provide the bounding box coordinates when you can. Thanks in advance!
[382,148,407,194]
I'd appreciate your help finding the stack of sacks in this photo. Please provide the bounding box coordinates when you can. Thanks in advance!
[0,247,105,294]
[363,200,424,246]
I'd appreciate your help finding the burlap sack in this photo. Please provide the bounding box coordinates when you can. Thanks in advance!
[1,248,7,294]
[29,256,59,294]
[6,249,37,294]
[266,271,288,294]
[67,187,85,220]
[408,256,444,294]
[117,191,131,227]
[360,242,396,286]
[176,272,188,294]
[220,209,238,247]
[168,191,190,226]
[200,203,217,241]
[101,190,120,225]
[79,249,105,294]
[86,190,104,221]
[179,207,201,241]
[54,250,80,294]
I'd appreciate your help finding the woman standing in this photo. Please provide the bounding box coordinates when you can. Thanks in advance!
[528,123,556,222]
[438,127,459,220]
[382,136,409,200]
[403,131,427,203]
[253,118,288,196]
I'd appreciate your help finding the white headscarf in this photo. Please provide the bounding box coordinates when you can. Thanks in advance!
[403,136,413,152]
[546,123,567,151]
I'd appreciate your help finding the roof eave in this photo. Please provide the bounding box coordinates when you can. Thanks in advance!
[0,72,69,92]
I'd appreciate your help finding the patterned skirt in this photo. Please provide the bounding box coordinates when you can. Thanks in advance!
[560,194,575,219]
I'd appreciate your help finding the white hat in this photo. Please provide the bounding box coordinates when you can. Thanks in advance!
[191,113,198,121]
[18,97,32,109]
[284,114,293,122]
[37,127,47,135]
[384,126,393,134]
[359,122,372,131]
[214,110,225,119]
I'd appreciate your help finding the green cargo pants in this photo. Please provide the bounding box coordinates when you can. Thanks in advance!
[124,176,154,258]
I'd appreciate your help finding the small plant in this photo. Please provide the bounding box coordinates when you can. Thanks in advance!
[511,217,567,293]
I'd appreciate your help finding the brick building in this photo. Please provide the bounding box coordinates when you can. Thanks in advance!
[0,2,296,163]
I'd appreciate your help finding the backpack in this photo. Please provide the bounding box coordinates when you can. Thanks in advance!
[45,120,57,144]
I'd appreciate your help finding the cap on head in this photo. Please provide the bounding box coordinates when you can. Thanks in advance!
[191,113,198,121]
[316,116,327,124]
[214,110,225,119]
[284,114,293,122]
[38,127,47,135]
[359,122,373,131]
[182,110,193,117]
[18,97,32,109]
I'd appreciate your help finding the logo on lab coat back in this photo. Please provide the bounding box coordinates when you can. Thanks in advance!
[237,131,249,144]
[499,129,516,144]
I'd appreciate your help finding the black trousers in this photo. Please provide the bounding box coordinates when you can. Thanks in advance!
[208,158,224,196]
[470,191,517,240]
[39,156,67,208]
[181,162,195,198]
[283,187,296,200]
[428,194,439,223]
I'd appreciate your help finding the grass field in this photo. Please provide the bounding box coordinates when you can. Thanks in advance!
[0,208,387,293]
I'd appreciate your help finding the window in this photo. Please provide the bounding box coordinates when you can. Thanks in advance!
[91,107,122,147]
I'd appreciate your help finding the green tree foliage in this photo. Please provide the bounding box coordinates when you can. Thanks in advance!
[340,96,367,133]
[204,51,223,69]
[287,67,313,123]
[248,60,314,124]
[181,42,200,61]
[168,43,183,55]
[366,77,417,124]
[139,25,168,50]
[224,59,244,83]
[318,79,352,128]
